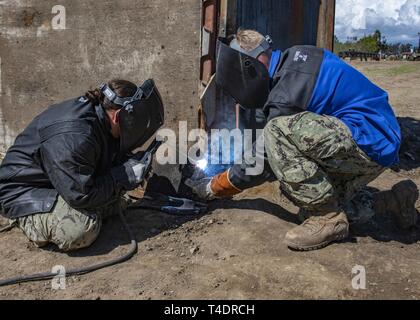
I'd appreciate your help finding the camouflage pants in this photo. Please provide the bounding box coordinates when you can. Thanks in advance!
[12,195,128,252]
[264,112,385,220]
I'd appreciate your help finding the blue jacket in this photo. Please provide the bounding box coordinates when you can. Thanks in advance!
[264,46,401,167]
[229,46,401,190]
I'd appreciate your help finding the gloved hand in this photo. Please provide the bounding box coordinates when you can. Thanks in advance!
[111,151,153,191]
[185,177,216,201]
[185,170,242,201]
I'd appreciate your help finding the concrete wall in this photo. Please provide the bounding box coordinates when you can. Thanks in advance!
[0,0,201,152]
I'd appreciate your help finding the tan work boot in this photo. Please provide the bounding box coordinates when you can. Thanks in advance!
[285,212,349,251]
[373,180,419,230]
[297,209,311,223]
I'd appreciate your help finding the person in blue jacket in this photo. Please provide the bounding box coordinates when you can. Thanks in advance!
[187,29,419,251]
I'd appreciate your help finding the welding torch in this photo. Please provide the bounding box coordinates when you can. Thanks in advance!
[135,139,163,188]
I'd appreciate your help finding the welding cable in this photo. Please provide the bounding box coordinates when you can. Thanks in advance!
[0,209,137,287]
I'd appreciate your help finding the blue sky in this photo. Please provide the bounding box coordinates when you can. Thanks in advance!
[335,0,420,45]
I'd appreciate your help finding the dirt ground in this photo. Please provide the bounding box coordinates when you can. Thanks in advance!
[1,61,420,300]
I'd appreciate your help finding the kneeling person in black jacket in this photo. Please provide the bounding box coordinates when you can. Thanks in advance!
[0,79,164,251]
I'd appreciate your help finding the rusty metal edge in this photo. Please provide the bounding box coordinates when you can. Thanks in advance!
[317,0,336,51]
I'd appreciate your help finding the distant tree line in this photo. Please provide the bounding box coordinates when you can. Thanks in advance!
[334,30,416,55]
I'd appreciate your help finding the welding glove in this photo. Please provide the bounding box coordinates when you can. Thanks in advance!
[185,177,216,201]
[111,151,153,191]
[185,170,242,201]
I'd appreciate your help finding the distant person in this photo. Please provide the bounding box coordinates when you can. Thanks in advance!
[0,79,164,251]
[187,29,419,251]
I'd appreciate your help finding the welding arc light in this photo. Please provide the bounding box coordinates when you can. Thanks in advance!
[196,159,208,171]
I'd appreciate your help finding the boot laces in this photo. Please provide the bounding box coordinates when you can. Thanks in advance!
[302,216,327,233]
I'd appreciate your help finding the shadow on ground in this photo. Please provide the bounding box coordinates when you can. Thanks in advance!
[65,192,419,259]
[43,115,420,257]
[393,117,420,172]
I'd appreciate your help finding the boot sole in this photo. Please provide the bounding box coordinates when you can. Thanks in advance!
[285,233,348,252]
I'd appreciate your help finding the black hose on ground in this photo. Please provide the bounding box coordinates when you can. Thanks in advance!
[0,210,137,287]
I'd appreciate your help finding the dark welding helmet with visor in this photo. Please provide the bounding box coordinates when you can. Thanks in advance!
[215,38,271,110]
[100,79,164,153]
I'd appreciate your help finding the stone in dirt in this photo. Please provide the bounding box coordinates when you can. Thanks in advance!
[190,246,199,254]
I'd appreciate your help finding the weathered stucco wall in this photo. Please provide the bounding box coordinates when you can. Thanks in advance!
[0,0,201,152]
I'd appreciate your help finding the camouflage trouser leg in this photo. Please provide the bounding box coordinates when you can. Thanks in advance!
[264,112,385,218]
[14,196,102,252]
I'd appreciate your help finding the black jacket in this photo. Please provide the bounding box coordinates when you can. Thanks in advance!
[0,97,122,219]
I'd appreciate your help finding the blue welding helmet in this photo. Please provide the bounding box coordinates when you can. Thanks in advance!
[100,79,164,153]
[215,39,270,110]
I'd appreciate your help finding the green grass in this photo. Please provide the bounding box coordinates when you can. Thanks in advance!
[364,63,420,78]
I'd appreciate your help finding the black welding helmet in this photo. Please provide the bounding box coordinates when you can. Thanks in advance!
[215,39,270,109]
[100,79,164,153]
